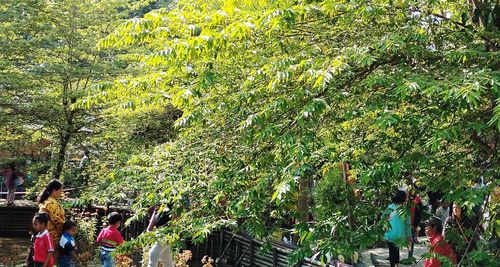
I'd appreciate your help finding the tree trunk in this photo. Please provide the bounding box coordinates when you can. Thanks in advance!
[53,134,70,180]
[297,175,310,222]
[293,174,311,244]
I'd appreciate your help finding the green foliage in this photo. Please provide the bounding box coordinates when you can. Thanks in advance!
[2,0,498,264]
[85,0,500,262]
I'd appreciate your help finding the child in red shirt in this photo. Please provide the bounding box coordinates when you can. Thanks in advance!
[96,212,124,267]
[424,216,456,267]
[32,212,54,267]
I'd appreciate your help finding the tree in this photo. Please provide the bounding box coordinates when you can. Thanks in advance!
[0,0,129,180]
[89,0,498,264]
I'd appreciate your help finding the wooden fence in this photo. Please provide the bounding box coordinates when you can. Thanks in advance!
[188,230,345,267]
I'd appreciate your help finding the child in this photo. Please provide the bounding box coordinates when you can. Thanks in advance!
[32,212,54,267]
[96,212,124,267]
[424,216,456,267]
[58,221,78,267]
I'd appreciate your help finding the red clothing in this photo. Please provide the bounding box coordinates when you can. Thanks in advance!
[410,195,422,226]
[33,229,54,266]
[424,233,456,267]
[96,226,124,249]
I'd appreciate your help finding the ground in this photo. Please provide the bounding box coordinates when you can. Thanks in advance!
[361,242,429,267]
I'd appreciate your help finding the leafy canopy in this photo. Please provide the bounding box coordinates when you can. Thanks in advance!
[86,0,498,264]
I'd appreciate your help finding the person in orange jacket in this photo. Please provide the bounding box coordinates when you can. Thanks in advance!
[424,216,456,267]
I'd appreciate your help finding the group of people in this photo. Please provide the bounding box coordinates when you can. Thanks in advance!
[28,179,175,267]
[27,179,123,267]
[383,189,483,267]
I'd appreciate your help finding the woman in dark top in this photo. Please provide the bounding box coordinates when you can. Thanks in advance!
[443,203,481,263]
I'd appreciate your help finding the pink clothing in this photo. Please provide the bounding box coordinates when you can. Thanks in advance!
[3,168,15,188]
[96,226,124,249]
[33,229,54,266]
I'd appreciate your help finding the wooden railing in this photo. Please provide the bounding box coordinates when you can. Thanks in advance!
[187,230,346,267]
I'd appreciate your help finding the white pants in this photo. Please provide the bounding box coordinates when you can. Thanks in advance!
[147,242,174,267]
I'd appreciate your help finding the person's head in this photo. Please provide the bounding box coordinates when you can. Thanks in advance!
[107,212,122,228]
[63,220,78,236]
[425,216,443,237]
[440,200,449,208]
[452,203,464,219]
[37,179,63,203]
[392,190,407,205]
[32,213,49,232]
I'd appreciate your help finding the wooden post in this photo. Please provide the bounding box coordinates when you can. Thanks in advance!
[272,248,278,267]
[249,238,254,266]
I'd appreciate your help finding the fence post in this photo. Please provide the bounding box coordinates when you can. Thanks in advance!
[219,231,224,258]
[273,248,278,267]
[249,238,254,267]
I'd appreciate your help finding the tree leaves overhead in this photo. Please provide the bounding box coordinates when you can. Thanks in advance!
[53,0,500,264]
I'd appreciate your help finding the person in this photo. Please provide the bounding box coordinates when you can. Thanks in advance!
[79,150,90,185]
[38,179,65,246]
[96,212,124,267]
[443,203,481,263]
[435,200,449,228]
[423,216,456,267]
[32,212,54,267]
[428,191,444,214]
[78,150,89,169]
[58,221,78,267]
[383,190,412,267]
[408,188,424,259]
[147,204,174,267]
[3,163,18,206]
[25,230,37,267]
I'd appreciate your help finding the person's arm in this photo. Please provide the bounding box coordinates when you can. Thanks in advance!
[42,251,53,267]
[71,250,77,261]
[62,241,74,256]
[96,229,103,244]
[443,217,451,237]
[147,209,157,232]
[117,231,124,244]
[405,208,413,239]
[43,234,54,267]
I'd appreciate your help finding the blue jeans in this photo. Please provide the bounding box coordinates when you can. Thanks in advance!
[59,255,76,267]
[100,249,115,267]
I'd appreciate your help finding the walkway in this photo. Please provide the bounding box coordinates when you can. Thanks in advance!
[361,243,428,267]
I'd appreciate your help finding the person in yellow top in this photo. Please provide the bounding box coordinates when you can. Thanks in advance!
[38,179,65,246]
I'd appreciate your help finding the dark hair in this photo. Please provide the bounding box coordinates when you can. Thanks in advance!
[427,220,443,233]
[108,212,122,225]
[63,220,77,231]
[37,179,63,204]
[392,190,407,204]
[33,212,49,225]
